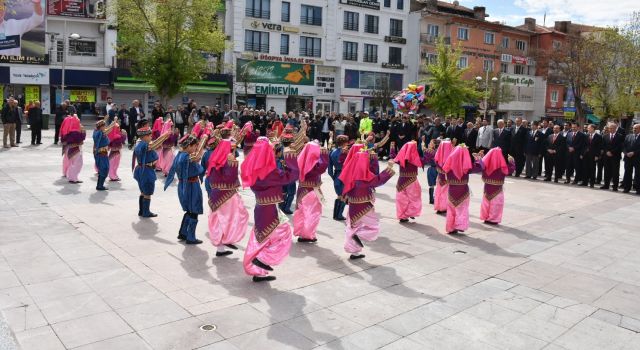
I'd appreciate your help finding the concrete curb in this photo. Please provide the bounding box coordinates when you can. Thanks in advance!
[0,312,19,350]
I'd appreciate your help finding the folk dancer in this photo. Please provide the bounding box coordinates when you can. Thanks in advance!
[93,117,118,191]
[293,141,329,243]
[394,140,435,223]
[159,118,178,176]
[433,140,454,214]
[107,121,127,181]
[241,137,300,282]
[480,147,515,225]
[442,145,483,235]
[340,150,395,260]
[151,117,164,172]
[133,121,170,217]
[60,114,85,183]
[328,135,349,221]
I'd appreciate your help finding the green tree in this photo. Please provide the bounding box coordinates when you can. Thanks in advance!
[113,0,226,104]
[423,38,480,116]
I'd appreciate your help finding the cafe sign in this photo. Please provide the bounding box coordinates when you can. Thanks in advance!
[501,74,535,88]
[339,0,380,10]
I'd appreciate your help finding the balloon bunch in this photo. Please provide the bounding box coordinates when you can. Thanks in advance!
[391,84,426,112]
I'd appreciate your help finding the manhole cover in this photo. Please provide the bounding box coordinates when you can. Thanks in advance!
[453,250,467,254]
[200,324,217,331]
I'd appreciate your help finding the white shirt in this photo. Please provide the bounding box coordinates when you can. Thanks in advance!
[105,103,114,114]
[476,125,493,148]
[0,12,45,56]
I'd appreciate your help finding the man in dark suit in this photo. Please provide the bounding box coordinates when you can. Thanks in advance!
[510,117,528,177]
[622,124,640,194]
[581,124,603,187]
[392,114,415,150]
[601,123,623,191]
[565,123,587,184]
[544,124,566,182]
[538,120,553,177]
[524,121,544,179]
[129,100,145,147]
[492,119,512,162]
[28,101,43,145]
[464,122,478,155]
[453,118,466,144]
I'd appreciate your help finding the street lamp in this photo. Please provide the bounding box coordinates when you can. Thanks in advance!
[60,21,81,100]
[476,72,499,125]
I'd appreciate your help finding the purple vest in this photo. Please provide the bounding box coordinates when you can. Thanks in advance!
[207,160,241,211]
[63,131,86,159]
[446,160,483,207]
[482,160,515,200]
[296,149,329,207]
[396,149,435,191]
[346,168,395,227]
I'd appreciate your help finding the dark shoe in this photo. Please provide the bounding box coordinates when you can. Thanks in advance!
[252,258,273,271]
[96,187,108,191]
[225,244,238,250]
[216,251,233,257]
[297,237,317,243]
[349,254,365,260]
[428,188,434,204]
[185,239,203,245]
[554,179,559,183]
[410,217,415,219]
[31,142,35,145]
[37,142,42,144]
[352,234,364,247]
[589,184,594,188]
[612,187,618,192]
[177,234,186,241]
[484,220,498,225]
[283,209,294,215]
[252,276,276,282]
[138,196,143,217]
[447,230,459,235]
[143,212,158,218]
[623,189,631,193]
[564,180,571,184]
[436,210,446,215]
[544,178,551,182]
[600,185,609,190]
[399,219,409,223]
[11,145,18,147]
[110,178,121,182]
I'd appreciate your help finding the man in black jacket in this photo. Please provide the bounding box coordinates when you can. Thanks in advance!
[524,121,544,179]
[464,122,478,156]
[2,98,19,148]
[565,123,587,184]
[54,102,68,144]
[129,100,145,147]
[601,123,624,191]
[492,119,512,162]
[538,119,553,177]
[510,117,528,177]
[581,124,603,187]
[453,118,466,144]
[28,101,43,145]
[544,124,566,182]
[622,124,640,194]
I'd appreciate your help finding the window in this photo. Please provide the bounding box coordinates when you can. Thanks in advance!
[246,0,270,19]
[427,24,439,37]
[365,15,379,34]
[389,47,402,65]
[343,41,358,61]
[281,1,290,22]
[245,30,269,52]
[516,40,527,51]
[300,36,321,57]
[364,44,378,63]
[390,19,403,37]
[69,40,97,56]
[501,36,509,48]
[484,32,495,45]
[457,27,469,40]
[345,70,403,90]
[458,56,468,68]
[551,90,559,103]
[514,64,526,75]
[397,0,404,10]
[500,62,508,73]
[301,5,322,26]
[384,0,390,7]
[483,59,494,72]
[344,11,359,31]
[426,53,437,65]
[552,40,562,50]
[280,34,289,55]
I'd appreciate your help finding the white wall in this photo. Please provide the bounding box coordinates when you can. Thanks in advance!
[46,19,111,68]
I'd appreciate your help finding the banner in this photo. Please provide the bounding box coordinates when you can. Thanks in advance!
[0,0,47,62]
[236,59,315,86]
[9,66,49,84]
[69,89,96,102]
[25,86,40,103]
[47,0,106,19]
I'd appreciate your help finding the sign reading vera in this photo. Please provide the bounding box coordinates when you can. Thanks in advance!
[0,0,46,63]
[47,0,106,19]
[236,60,315,86]
[69,89,96,102]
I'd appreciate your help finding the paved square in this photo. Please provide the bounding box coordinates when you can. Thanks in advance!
[1,127,639,349]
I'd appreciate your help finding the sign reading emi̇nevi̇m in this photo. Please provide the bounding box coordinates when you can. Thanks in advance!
[256,85,299,95]
[339,0,380,10]
[236,59,315,86]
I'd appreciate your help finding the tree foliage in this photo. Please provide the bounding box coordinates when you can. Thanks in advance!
[424,38,481,116]
[113,0,226,103]
[370,76,395,113]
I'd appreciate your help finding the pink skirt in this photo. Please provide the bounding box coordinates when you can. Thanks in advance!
[243,222,292,276]
[344,210,379,254]
[434,182,448,212]
[208,193,249,246]
[480,191,505,224]
[62,154,70,177]
[396,180,422,219]
[155,149,164,171]
[446,197,470,233]
[108,153,121,180]
[161,148,174,175]
[66,152,83,182]
[293,191,322,240]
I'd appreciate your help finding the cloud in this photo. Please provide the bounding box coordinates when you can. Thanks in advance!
[513,0,640,27]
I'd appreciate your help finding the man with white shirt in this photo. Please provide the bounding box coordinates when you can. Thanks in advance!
[0,0,44,56]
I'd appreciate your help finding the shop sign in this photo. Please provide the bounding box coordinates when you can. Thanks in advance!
[563,107,576,119]
[69,89,96,102]
[512,55,527,65]
[339,0,380,10]
[546,108,563,114]
[384,36,407,44]
[500,74,535,88]
[25,86,40,103]
[382,62,405,70]
[255,85,299,95]
[236,59,315,86]
[1,0,46,62]
[360,90,374,96]
[256,54,318,64]
[47,0,107,19]
[0,55,49,65]
[247,20,299,33]
[9,67,49,84]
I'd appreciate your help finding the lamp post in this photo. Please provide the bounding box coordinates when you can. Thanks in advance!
[476,71,499,125]
[60,20,81,100]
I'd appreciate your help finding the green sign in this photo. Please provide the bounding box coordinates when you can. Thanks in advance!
[236,59,315,86]
[256,85,299,95]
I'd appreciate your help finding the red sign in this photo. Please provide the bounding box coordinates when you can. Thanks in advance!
[512,55,527,65]
[47,0,106,19]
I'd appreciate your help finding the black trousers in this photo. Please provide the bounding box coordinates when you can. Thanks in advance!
[582,155,597,185]
[544,154,564,181]
[15,119,22,143]
[176,123,185,138]
[538,155,544,177]
[128,124,137,147]
[596,157,604,183]
[622,157,640,192]
[321,132,330,148]
[31,125,42,144]
[565,153,574,180]
[514,152,525,176]
[603,156,620,189]
[54,123,62,143]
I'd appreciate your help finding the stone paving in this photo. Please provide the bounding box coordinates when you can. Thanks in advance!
[1,125,640,350]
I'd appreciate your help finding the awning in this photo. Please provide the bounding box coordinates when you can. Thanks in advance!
[114,82,154,91]
[185,85,230,94]
[586,114,601,123]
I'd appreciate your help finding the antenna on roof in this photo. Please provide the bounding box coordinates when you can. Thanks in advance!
[543,12,546,26]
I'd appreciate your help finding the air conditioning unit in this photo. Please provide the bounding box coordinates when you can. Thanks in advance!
[99,24,106,34]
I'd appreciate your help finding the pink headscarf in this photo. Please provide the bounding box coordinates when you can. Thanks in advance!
[482,147,508,176]
[107,124,122,142]
[344,144,363,167]
[161,119,173,134]
[443,146,472,180]
[206,139,231,176]
[192,121,205,136]
[434,140,453,167]
[339,151,375,195]
[297,142,320,182]
[60,115,80,138]
[152,118,163,134]
[240,138,276,188]
[394,142,422,168]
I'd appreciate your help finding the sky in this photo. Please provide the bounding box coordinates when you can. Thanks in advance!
[456,0,640,28]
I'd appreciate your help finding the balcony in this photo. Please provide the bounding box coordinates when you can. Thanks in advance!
[244,42,269,53]
[497,45,529,57]
[343,52,358,61]
[300,16,322,26]
[49,51,107,67]
[364,25,379,34]
[363,55,377,63]
[420,33,438,44]
[300,48,321,57]
[280,46,289,55]
[343,22,358,31]
[245,8,270,19]
[390,30,403,38]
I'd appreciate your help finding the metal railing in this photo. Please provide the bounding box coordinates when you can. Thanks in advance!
[280,45,289,55]
[390,29,403,38]
[49,51,106,67]
[343,52,358,61]
[364,25,379,34]
[343,22,358,31]
[299,48,321,57]
[363,55,377,63]
[300,16,322,26]
[245,8,270,19]
[245,42,269,53]
[420,34,437,44]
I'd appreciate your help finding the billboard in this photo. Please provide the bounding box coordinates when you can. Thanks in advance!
[0,0,46,63]
[47,0,106,19]
[236,59,315,86]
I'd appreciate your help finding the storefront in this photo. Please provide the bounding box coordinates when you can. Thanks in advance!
[339,68,403,113]
[49,68,111,116]
[0,66,52,116]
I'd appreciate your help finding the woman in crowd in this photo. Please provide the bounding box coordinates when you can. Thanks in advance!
[394,140,435,223]
[107,120,127,181]
[60,114,85,183]
[433,140,453,214]
[480,147,515,225]
[442,145,483,235]
[293,141,329,243]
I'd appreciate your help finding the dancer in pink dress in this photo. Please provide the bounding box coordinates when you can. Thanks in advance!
[60,115,86,183]
[160,118,178,176]
[340,150,396,260]
[241,138,299,282]
[433,140,453,214]
[152,118,164,171]
[480,147,515,225]
[442,145,483,235]
[394,141,436,223]
[107,123,127,181]
[293,142,329,243]
[206,139,249,257]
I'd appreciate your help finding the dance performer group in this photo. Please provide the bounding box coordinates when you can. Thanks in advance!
[59,114,515,282]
